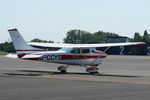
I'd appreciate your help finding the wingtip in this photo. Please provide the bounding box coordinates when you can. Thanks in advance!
[8,28,18,31]
[136,42,146,45]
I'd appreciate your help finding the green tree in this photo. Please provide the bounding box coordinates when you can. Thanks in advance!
[93,31,106,43]
[142,30,150,43]
[63,30,93,44]
[63,29,122,44]
[133,32,142,42]
[0,42,15,52]
[30,38,54,43]
[93,31,119,43]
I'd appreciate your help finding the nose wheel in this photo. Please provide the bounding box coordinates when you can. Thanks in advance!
[57,65,69,73]
[86,66,99,74]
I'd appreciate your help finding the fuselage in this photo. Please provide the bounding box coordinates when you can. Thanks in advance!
[22,48,107,66]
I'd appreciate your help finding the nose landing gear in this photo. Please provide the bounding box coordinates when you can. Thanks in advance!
[86,66,99,74]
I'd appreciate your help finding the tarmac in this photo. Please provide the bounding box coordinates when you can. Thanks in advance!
[0,55,150,100]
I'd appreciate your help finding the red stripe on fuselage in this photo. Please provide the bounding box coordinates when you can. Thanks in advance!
[61,55,106,60]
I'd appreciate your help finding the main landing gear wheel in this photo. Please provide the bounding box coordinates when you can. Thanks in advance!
[57,66,68,73]
[86,66,99,74]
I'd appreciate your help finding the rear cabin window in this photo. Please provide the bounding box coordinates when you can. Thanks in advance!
[81,48,90,54]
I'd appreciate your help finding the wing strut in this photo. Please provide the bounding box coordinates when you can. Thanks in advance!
[104,47,113,53]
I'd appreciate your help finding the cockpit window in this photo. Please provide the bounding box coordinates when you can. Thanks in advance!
[59,48,72,52]
[81,48,90,53]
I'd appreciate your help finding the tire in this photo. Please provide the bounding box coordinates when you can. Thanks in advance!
[61,70,66,73]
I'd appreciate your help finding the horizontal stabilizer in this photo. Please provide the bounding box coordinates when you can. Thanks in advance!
[22,54,43,59]
[5,54,18,58]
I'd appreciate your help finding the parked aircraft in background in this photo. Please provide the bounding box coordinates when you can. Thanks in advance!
[7,28,145,74]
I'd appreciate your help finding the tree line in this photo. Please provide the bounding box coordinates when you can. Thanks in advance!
[64,29,150,44]
[63,30,119,44]
[130,30,150,43]
[0,29,150,53]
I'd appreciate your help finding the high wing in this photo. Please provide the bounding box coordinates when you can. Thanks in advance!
[28,42,145,48]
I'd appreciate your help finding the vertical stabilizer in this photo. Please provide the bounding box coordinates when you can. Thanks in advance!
[8,28,45,58]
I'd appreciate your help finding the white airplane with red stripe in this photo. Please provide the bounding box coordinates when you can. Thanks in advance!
[8,28,145,74]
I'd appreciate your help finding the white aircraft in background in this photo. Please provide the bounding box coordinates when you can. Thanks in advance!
[8,28,145,74]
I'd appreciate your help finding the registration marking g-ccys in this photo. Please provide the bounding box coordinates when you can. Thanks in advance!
[40,55,62,61]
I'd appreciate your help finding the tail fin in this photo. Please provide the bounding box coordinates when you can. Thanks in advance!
[8,28,45,58]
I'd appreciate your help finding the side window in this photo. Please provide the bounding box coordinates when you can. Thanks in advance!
[81,48,90,54]
[71,49,80,54]
[71,49,75,53]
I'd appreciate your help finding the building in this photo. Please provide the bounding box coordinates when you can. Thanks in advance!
[106,37,130,43]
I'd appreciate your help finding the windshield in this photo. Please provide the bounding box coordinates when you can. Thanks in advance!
[58,48,73,52]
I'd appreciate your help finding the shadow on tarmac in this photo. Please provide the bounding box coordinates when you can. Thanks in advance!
[3,70,139,78]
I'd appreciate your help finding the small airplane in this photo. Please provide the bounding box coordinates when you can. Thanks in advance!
[8,28,145,74]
